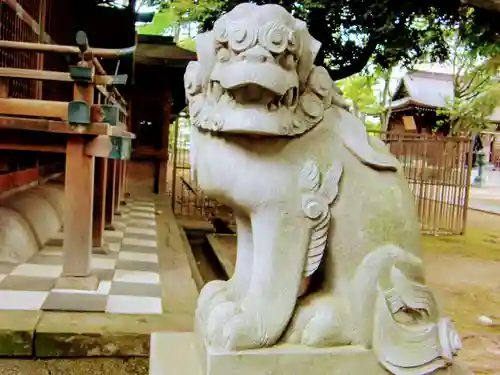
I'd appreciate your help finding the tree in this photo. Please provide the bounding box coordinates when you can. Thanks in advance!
[437,32,500,134]
[336,64,394,130]
[136,1,197,51]
[155,0,500,80]
[337,73,378,121]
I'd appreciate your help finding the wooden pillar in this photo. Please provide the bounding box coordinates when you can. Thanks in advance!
[159,96,171,194]
[122,160,128,200]
[35,0,47,100]
[62,136,95,276]
[114,160,123,213]
[0,78,9,98]
[105,159,117,228]
[92,157,107,247]
[62,61,95,277]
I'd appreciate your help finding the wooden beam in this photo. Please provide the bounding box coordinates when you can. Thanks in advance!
[0,67,114,85]
[62,136,95,277]
[0,116,135,137]
[0,40,136,59]
[0,144,66,153]
[85,135,112,157]
[0,98,68,120]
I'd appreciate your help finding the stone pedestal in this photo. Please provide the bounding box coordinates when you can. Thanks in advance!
[149,332,473,375]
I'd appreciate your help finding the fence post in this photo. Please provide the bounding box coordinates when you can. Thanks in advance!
[171,116,180,212]
[462,137,474,235]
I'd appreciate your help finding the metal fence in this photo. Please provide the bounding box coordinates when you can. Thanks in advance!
[168,122,472,235]
[167,116,234,223]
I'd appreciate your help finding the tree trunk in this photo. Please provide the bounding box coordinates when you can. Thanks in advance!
[379,67,393,132]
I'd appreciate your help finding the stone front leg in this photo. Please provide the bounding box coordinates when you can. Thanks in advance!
[196,211,253,325]
[204,206,310,350]
[231,211,253,294]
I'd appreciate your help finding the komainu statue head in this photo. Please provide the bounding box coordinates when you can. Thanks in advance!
[184,3,350,136]
[185,3,398,170]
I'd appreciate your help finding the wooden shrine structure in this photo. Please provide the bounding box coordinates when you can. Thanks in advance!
[129,34,196,194]
[0,0,136,279]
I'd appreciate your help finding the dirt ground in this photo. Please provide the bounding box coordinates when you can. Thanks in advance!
[423,210,500,374]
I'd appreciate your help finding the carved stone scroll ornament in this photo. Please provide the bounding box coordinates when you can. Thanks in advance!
[184,3,467,375]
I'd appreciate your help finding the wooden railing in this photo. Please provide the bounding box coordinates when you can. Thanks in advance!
[0,30,136,279]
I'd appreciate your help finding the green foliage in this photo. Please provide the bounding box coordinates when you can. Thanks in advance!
[337,73,380,116]
[153,0,500,80]
[336,64,394,130]
[136,3,197,51]
[437,35,500,134]
[137,8,177,35]
[178,37,196,51]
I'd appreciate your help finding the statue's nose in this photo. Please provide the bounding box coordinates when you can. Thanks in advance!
[239,45,273,63]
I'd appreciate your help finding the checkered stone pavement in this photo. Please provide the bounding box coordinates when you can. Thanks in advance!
[0,200,164,315]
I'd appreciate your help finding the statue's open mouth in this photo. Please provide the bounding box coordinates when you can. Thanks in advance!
[208,80,299,112]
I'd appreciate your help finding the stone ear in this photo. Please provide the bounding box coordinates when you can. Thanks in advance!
[195,31,216,85]
[295,19,321,89]
[334,110,399,171]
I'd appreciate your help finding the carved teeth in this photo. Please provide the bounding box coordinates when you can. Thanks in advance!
[286,88,297,107]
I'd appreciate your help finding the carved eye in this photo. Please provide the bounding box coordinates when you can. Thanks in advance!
[228,21,257,52]
[259,21,288,54]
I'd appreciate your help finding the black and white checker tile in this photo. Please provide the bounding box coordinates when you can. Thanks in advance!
[0,200,164,314]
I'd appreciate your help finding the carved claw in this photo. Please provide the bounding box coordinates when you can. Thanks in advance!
[196,280,233,326]
[205,300,274,350]
[284,293,350,347]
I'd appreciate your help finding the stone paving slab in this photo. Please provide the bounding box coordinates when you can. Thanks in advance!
[469,202,500,215]
[0,358,148,375]
[0,311,41,356]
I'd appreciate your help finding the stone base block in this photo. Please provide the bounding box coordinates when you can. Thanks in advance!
[92,243,111,255]
[54,276,99,291]
[149,332,473,375]
[105,224,116,231]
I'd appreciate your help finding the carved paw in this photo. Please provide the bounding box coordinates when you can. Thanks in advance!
[284,293,351,347]
[204,300,278,350]
[196,280,234,326]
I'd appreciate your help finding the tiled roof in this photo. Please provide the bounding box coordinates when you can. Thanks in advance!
[389,70,500,122]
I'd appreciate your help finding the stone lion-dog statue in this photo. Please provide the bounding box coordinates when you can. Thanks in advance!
[184,3,464,374]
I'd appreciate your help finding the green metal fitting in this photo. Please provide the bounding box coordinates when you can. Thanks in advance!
[67,100,91,125]
[69,65,94,83]
[109,137,131,160]
[101,104,120,126]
